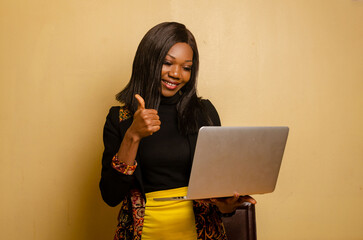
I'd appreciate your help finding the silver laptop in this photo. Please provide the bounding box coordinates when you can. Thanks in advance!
[154,126,289,201]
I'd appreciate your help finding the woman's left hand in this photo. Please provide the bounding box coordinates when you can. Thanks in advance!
[204,193,257,214]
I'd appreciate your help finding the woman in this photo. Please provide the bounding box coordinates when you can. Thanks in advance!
[100,22,256,240]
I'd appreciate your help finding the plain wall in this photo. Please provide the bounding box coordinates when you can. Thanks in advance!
[1,0,362,239]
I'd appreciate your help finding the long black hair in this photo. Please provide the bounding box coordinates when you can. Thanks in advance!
[116,22,212,135]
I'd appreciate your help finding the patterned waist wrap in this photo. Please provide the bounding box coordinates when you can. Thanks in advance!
[113,188,227,240]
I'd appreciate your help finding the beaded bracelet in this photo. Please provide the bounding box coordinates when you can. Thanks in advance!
[111,154,137,175]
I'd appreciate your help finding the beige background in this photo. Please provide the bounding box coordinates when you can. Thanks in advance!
[1,0,362,239]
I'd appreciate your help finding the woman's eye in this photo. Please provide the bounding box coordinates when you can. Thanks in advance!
[163,61,172,66]
[183,66,192,71]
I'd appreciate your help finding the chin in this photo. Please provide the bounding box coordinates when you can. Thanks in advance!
[161,88,179,97]
[161,91,176,97]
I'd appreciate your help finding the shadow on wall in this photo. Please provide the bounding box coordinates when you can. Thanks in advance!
[68,71,129,239]
[78,153,119,239]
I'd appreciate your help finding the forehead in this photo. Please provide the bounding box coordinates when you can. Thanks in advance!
[166,42,193,60]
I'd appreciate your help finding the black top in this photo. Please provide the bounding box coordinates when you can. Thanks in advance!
[100,97,221,207]
[138,94,191,193]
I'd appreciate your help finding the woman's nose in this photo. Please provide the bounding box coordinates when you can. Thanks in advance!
[169,65,181,79]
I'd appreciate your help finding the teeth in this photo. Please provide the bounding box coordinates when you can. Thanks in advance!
[164,80,177,86]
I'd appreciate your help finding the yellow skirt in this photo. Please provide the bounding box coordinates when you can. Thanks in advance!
[141,187,197,240]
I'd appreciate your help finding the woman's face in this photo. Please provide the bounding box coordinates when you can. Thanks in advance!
[161,42,193,97]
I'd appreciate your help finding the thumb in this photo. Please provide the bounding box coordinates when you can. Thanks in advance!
[135,94,145,110]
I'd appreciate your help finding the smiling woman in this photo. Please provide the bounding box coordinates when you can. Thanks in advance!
[161,42,193,97]
[114,22,206,136]
[99,22,255,240]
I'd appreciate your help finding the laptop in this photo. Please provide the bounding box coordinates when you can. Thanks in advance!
[154,126,289,201]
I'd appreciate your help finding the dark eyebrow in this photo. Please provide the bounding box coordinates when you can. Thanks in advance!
[166,54,193,63]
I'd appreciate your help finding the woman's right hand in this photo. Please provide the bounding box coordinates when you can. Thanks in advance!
[126,94,161,141]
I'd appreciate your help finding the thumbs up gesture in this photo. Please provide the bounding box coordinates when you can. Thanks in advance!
[127,94,161,141]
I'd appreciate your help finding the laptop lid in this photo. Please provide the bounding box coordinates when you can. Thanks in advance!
[185,126,289,200]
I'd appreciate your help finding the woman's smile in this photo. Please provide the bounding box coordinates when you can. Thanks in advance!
[161,79,180,90]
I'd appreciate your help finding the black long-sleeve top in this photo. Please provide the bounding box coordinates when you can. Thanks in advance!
[138,94,191,193]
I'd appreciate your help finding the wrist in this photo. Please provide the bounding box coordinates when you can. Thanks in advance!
[125,129,141,143]
[217,204,237,214]
[219,207,236,214]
